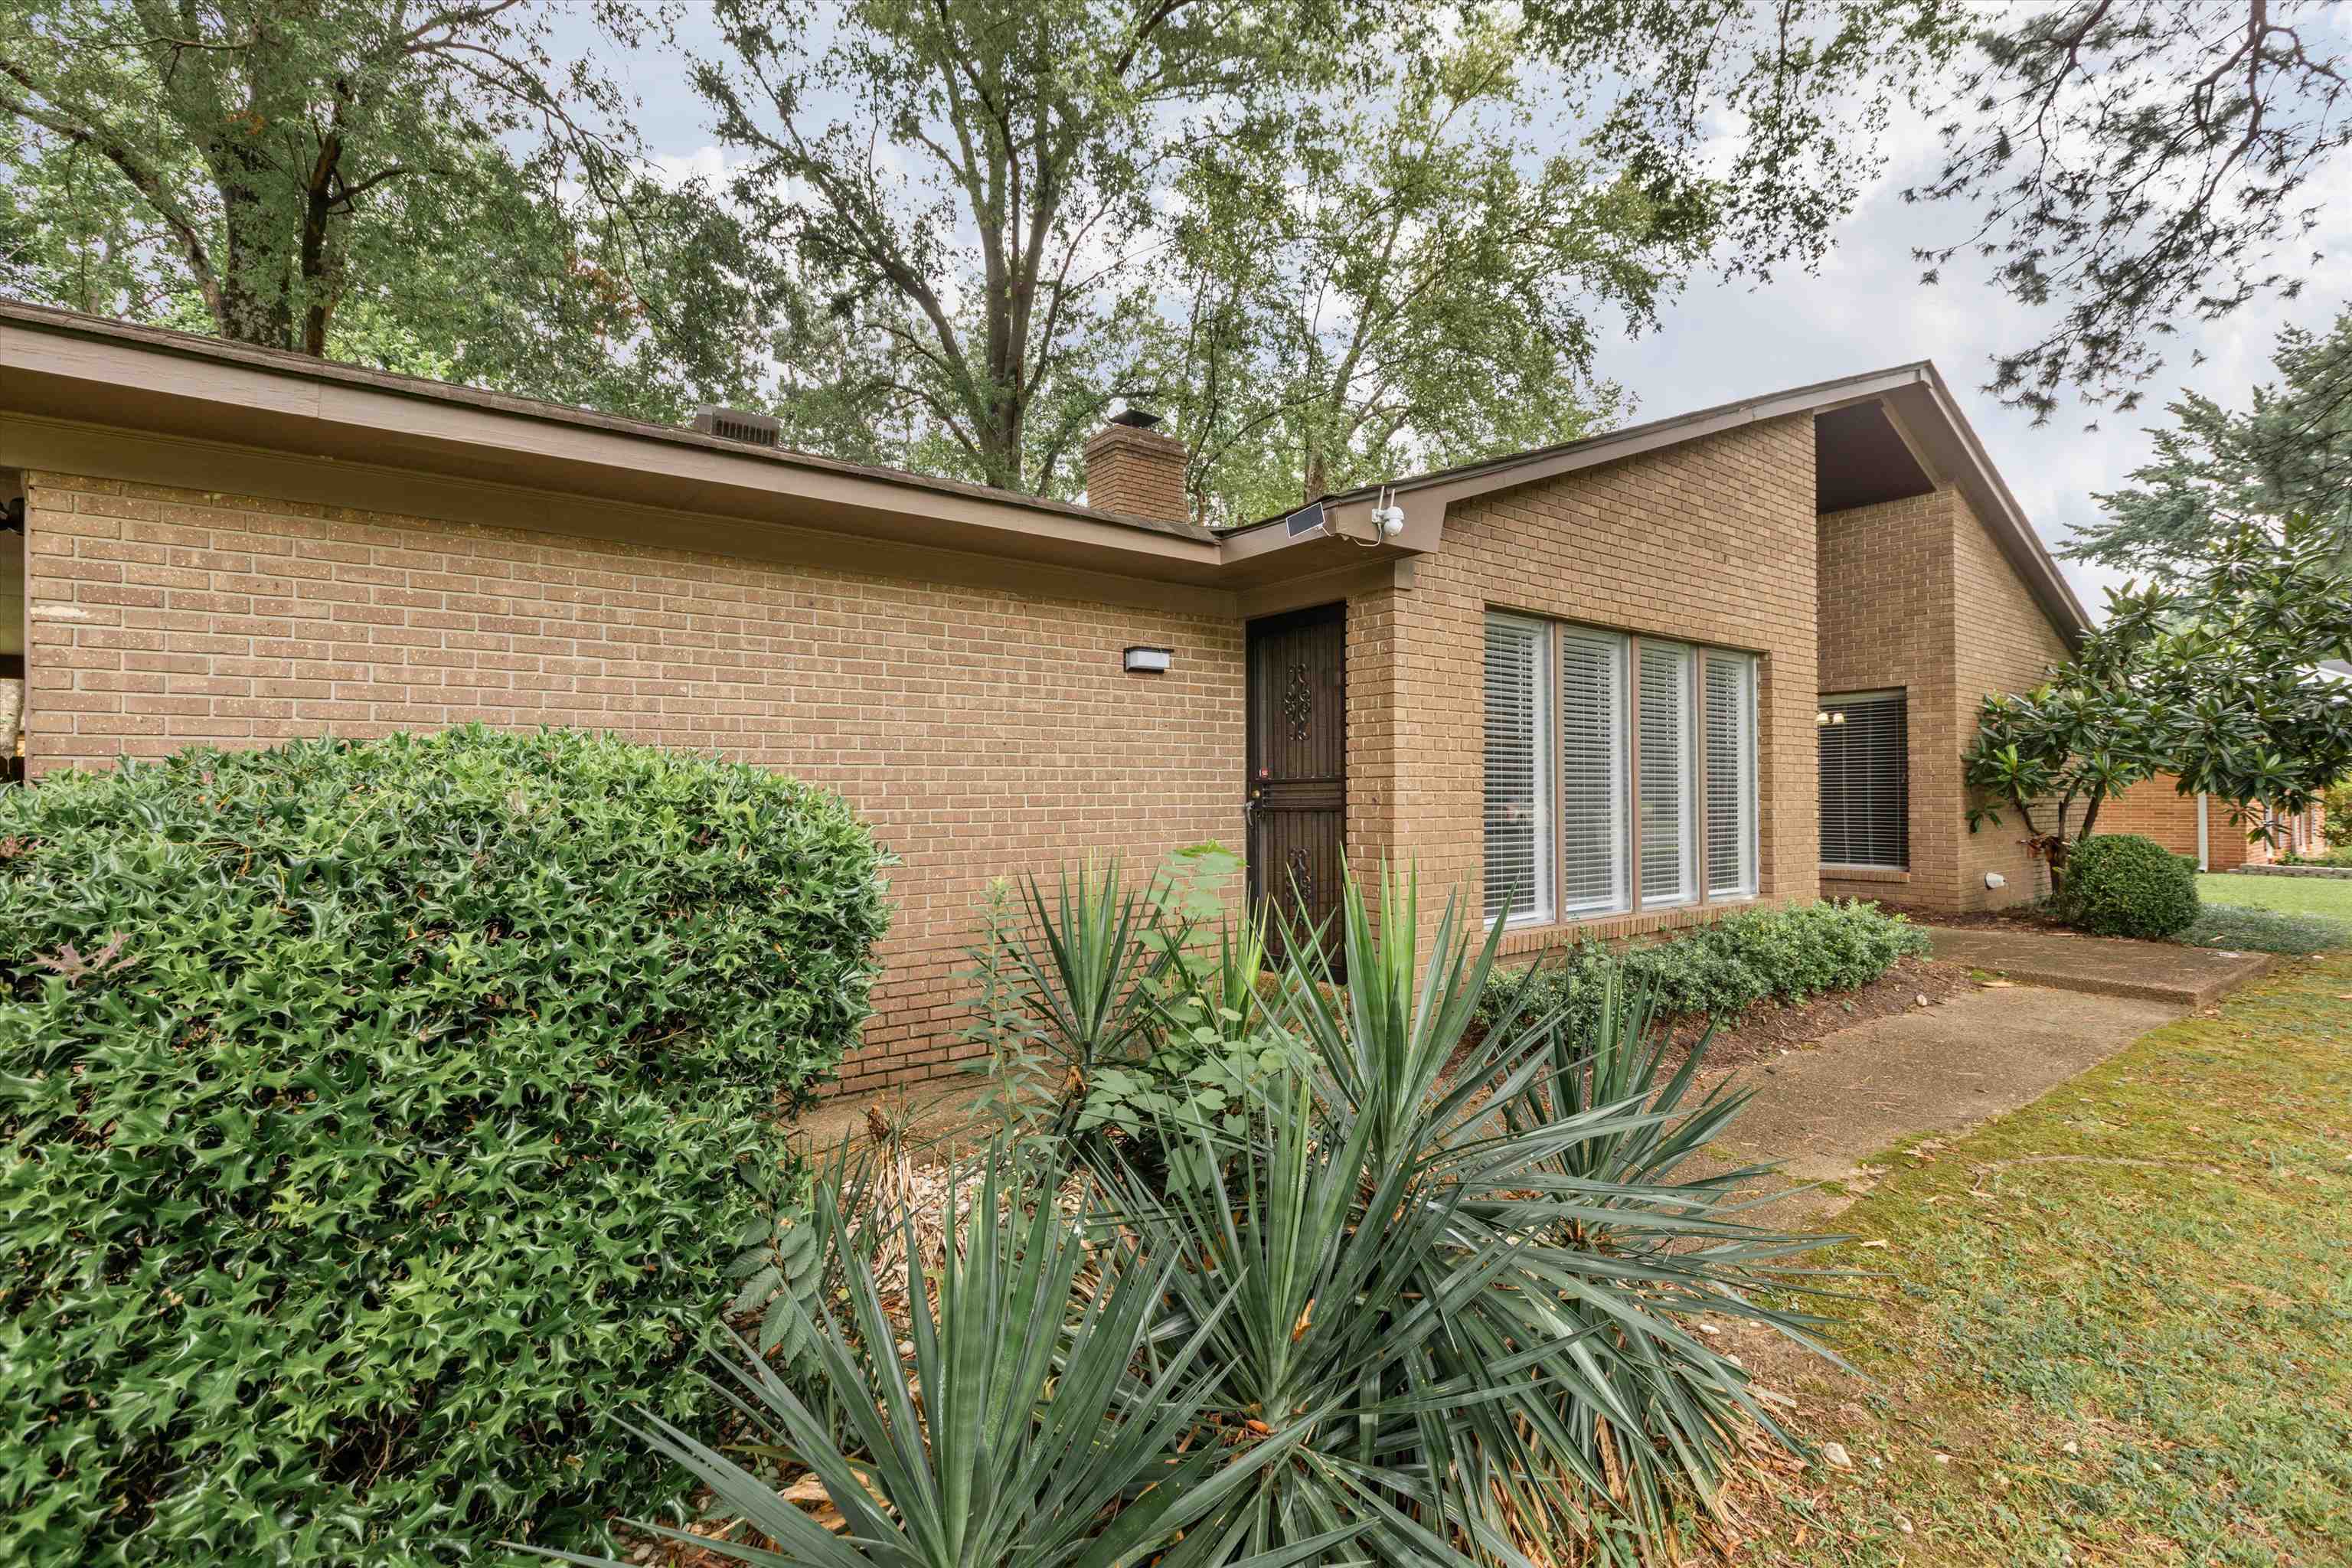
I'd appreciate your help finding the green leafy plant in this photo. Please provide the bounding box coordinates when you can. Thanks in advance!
[727,1191,828,1370]
[557,867,1831,1565]
[1119,873,1834,1563]
[979,845,1292,1189]
[1001,859,1164,1130]
[1477,898,1931,1037]
[2058,833,2201,938]
[537,1148,1338,1568]
[0,727,890,1568]
[1965,514,2352,895]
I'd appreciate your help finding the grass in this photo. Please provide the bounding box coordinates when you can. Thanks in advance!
[2180,872,2352,955]
[1720,956,2352,1566]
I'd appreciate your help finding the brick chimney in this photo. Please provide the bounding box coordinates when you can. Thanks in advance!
[1083,408,1188,524]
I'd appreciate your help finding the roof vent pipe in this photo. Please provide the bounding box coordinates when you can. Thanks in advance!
[691,406,783,448]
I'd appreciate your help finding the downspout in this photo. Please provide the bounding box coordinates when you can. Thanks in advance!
[2196,793,2210,872]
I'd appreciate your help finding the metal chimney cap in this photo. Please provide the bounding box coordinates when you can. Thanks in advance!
[1108,407,1162,430]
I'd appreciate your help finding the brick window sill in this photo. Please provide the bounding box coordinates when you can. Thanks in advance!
[1821,865,1911,884]
[1491,893,1766,957]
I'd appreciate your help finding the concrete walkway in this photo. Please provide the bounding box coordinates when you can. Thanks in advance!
[1697,982,2180,1223]
[1925,925,2271,1006]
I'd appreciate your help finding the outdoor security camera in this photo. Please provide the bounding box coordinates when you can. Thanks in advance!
[1373,505,1405,537]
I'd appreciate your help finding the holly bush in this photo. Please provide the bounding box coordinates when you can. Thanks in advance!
[2056,832,2200,939]
[0,727,890,1567]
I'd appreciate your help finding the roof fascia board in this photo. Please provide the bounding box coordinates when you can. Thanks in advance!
[1400,368,1930,511]
[1217,366,1936,564]
[1,413,1241,619]
[0,307,1225,580]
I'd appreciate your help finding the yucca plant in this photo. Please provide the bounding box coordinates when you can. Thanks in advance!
[533,1145,1348,1568]
[550,867,1838,1568]
[1000,861,1164,1135]
[1110,871,1836,1566]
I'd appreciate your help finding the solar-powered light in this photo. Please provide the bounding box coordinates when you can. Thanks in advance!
[1123,646,1172,675]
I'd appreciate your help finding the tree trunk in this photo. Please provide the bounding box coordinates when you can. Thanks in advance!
[298,155,341,357]
[214,142,296,350]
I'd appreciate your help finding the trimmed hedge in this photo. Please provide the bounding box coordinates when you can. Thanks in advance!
[0,728,889,1567]
[2059,832,2200,938]
[1477,899,1931,1037]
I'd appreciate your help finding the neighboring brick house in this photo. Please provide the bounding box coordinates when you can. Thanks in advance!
[1,303,2089,1089]
[2099,773,2328,869]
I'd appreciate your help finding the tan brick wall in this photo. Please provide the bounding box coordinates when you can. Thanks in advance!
[1816,491,1959,909]
[1816,486,2071,913]
[2097,773,2206,860]
[2100,775,2326,869]
[21,471,1244,1093]
[1949,491,2073,907]
[1349,413,1822,957]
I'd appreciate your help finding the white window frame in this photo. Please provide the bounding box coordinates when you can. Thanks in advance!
[1704,651,1761,900]
[1482,612,1553,926]
[1482,612,1762,929]
[1557,626,1630,919]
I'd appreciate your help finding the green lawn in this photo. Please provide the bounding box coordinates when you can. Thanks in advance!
[2182,872,2352,954]
[1726,956,2352,1566]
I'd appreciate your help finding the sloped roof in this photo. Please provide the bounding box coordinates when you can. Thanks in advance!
[1222,361,2092,639]
[0,301,2089,637]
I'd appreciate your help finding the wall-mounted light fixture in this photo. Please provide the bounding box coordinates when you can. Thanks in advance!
[1123,645,1173,675]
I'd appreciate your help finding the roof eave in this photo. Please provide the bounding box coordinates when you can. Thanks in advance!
[0,302,1227,583]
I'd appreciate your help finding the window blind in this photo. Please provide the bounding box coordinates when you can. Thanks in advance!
[1638,640,1694,906]
[1704,653,1757,897]
[1819,691,1908,867]
[1483,615,1550,923]
[1558,628,1627,913]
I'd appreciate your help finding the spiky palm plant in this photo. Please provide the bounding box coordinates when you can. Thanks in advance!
[1113,872,1834,1566]
[531,1147,1347,1568]
[549,867,1835,1568]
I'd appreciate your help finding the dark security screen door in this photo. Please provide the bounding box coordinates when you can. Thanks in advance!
[1246,603,1346,972]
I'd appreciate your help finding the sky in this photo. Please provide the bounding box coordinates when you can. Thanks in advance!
[562,4,2352,615]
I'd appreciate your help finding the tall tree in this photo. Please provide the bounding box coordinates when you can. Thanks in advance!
[1506,0,2351,422]
[1909,0,2351,418]
[0,0,778,417]
[2064,309,2352,584]
[1967,515,2352,887]
[691,0,1348,497]
[0,0,625,351]
[1508,0,1968,283]
[1155,22,1706,523]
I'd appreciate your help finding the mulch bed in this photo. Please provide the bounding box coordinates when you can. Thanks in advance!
[1656,954,1978,1075]
[1873,899,2070,934]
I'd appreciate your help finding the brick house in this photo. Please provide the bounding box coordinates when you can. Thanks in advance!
[1,302,2089,1089]
[2097,773,2327,870]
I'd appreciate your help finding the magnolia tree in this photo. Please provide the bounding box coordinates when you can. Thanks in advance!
[1964,516,2352,888]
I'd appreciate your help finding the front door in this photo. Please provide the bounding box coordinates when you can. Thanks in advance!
[1246,603,1346,972]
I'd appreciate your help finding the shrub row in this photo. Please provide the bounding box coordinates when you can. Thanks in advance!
[1477,898,1931,1036]
[0,728,889,1567]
